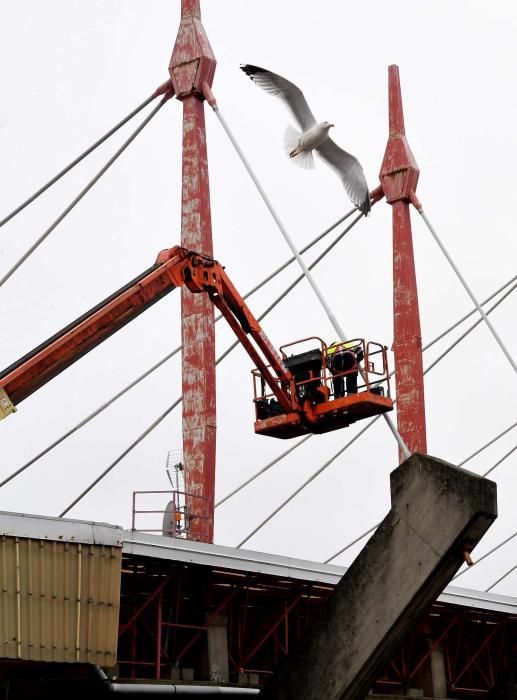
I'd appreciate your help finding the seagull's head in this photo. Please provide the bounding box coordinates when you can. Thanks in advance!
[321,121,335,131]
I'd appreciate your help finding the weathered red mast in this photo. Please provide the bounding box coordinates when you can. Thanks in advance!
[379,65,427,459]
[169,0,217,541]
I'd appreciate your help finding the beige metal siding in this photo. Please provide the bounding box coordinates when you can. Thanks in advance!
[0,535,121,666]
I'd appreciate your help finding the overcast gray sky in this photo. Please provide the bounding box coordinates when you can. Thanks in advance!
[1,1,516,594]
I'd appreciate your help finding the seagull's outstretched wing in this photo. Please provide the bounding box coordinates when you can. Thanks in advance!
[240,65,317,132]
[316,138,371,215]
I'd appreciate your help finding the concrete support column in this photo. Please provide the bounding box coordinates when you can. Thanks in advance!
[413,640,448,698]
[428,644,447,698]
[207,614,229,683]
[260,453,497,700]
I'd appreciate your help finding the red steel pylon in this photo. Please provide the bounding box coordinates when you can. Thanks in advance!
[169,0,217,541]
[379,65,427,459]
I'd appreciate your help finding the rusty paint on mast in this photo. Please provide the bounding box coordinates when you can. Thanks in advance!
[169,0,217,542]
[379,65,427,459]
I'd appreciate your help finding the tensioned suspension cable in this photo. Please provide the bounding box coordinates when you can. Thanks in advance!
[215,435,312,508]
[326,433,517,567]
[417,207,517,375]
[1,209,356,490]
[324,523,379,564]
[59,397,182,517]
[438,443,517,583]
[211,102,410,460]
[0,80,172,228]
[238,207,356,300]
[0,348,180,489]
[453,531,517,582]
[482,443,517,478]
[457,421,517,468]
[485,560,517,592]
[57,213,361,514]
[423,279,517,374]
[423,273,517,353]
[236,414,383,548]
[0,94,172,290]
[217,212,363,364]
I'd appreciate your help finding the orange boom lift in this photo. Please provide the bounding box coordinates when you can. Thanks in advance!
[0,246,393,438]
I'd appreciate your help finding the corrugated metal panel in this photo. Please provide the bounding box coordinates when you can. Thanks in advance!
[0,535,121,665]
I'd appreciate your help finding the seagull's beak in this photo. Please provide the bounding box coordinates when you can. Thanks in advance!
[329,123,335,128]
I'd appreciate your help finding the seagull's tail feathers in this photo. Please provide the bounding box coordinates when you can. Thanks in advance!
[284,125,314,169]
[284,124,301,154]
[292,149,315,170]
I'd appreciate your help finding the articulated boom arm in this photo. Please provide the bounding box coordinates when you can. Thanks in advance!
[194,262,293,413]
[0,246,295,417]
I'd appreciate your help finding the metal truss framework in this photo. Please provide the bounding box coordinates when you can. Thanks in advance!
[117,554,517,696]
[117,554,330,682]
[375,605,517,696]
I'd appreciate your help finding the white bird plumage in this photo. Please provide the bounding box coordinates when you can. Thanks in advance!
[241,64,371,215]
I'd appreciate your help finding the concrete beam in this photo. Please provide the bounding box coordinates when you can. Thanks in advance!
[260,453,497,700]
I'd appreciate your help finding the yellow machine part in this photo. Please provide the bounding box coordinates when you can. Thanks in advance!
[0,387,16,420]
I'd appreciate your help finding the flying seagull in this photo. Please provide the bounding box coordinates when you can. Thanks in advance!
[240,64,371,215]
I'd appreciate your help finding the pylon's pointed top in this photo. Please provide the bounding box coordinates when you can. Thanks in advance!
[379,65,419,202]
[388,65,406,137]
[181,0,201,19]
[170,0,216,97]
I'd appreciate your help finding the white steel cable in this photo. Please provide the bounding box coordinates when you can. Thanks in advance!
[0,348,179,489]
[59,397,182,516]
[418,208,517,375]
[486,561,517,592]
[212,108,349,338]
[240,207,356,300]
[324,523,379,564]
[423,273,517,353]
[215,435,312,508]
[0,85,170,228]
[482,444,517,478]
[236,414,383,548]
[328,438,517,568]
[457,421,517,468]
[0,97,170,290]
[453,531,517,582]
[423,279,517,374]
